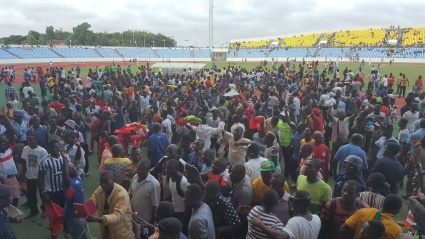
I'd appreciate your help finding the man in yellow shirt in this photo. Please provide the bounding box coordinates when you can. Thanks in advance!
[104,144,132,186]
[252,160,289,206]
[340,194,402,239]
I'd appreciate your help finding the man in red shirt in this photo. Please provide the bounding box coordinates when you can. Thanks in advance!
[311,131,329,182]
[388,73,395,90]
[49,94,64,116]
[416,75,423,91]
[310,108,324,133]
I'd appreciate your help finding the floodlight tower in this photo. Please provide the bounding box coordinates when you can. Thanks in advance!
[209,0,213,48]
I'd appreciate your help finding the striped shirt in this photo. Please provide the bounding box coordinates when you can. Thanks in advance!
[358,191,385,210]
[39,155,68,192]
[0,144,17,176]
[247,206,284,239]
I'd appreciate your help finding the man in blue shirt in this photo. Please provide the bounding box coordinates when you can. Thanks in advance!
[62,150,86,239]
[334,133,368,177]
[0,184,16,239]
[371,141,404,195]
[147,123,169,168]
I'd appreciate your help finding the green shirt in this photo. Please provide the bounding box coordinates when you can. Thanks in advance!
[296,175,332,214]
[277,120,294,147]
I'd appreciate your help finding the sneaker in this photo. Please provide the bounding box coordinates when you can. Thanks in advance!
[84,172,90,177]
[41,211,47,218]
[9,217,23,223]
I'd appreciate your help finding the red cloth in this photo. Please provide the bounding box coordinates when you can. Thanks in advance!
[249,116,265,130]
[208,173,227,188]
[44,201,63,237]
[49,101,64,116]
[311,109,324,132]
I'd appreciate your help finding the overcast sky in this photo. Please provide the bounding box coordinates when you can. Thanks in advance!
[1,0,424,47]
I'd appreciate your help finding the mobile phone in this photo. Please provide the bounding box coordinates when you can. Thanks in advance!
[421,171,425,194]
[132,214,143,224]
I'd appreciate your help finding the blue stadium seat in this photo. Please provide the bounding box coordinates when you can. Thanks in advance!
[0,49,16,59]
[269,48,316,58]
[53,48,99,58]
[156,49,191,58]
[7,47,58,58]
[237,49,268,58]
[96,48,120,58]
[193,49,211,58]
[116,48,155,58]
[316,48,351,58]
[393,48,425,59]
[353,48,389,58]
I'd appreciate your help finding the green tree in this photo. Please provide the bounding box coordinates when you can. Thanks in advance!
[108,38,120,46]
[46,26,55,42]
[26,34,38,45]
[70,22,95,45]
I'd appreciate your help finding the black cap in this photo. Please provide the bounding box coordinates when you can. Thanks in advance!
[158,217,182,235]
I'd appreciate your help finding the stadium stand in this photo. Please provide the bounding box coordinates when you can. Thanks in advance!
[237,49,268,58]
[393,47,425,59]
[352,48,389,58]
[281,34,320,47]
[156,49,191,58]
[116,48,155,58]
[96,48,120,58]
[0,49,17,59]
[193,49,211,58]
[332,29,386,47]
[387,30,399,40]
[53,48,98,58]
[7,47,59,59]
[228,49,237,58]
[402,28,425,46]
[269,48,316,58]
[238,39,271,49]
[317,48,350,58]
[322,33,333,41]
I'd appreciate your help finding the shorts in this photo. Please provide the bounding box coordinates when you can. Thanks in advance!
[6,175,20,199]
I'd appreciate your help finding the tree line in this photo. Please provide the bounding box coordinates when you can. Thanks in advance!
[0,22,177,48]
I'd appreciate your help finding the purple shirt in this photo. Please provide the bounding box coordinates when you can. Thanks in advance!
[275,191,291,225]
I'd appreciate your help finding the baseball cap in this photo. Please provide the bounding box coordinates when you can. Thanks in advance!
[258,160,276,172]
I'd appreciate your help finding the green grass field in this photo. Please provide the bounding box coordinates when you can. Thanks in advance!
[5,60,422,238]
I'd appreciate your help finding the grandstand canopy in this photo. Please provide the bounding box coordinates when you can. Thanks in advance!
[151,63,206,74]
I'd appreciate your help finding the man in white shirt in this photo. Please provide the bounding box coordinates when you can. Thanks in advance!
[139,90,151,114]
[250,190,321,239]
[22,82,34,99]
[129,160,160,223]
[382,75,388,88]
[22,134,48,217]
[244,144,267,183]
[166,159,190,221]
[185,117,223,150]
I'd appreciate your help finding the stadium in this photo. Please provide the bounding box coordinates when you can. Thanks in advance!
[2,1,425,238]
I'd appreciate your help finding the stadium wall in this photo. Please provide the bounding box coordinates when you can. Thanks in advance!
[2,57,425,65]
[0,57,212,65]
[227,57,425,64]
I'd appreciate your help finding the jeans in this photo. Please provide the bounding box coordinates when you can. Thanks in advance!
[26,178,39,213]
[65,216,87,239]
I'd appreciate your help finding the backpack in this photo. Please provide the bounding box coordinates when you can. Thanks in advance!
[329,198,365,219]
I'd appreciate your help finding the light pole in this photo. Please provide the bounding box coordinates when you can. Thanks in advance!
[135,41,137,48]
[152,41,155,48]
[70,39,72,47]
[162,39,166,48]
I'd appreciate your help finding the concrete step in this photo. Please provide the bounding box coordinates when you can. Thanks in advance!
[93,49,104,58]
[49,48,65,58]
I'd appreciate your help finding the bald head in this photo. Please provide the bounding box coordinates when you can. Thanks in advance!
[107,135,119,146]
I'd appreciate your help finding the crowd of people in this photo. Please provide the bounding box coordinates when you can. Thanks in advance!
[0,59,425,239]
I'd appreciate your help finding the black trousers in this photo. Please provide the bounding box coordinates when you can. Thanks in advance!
[26,178,40,213]
[281,145,294,180]
[82,144,89,173]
